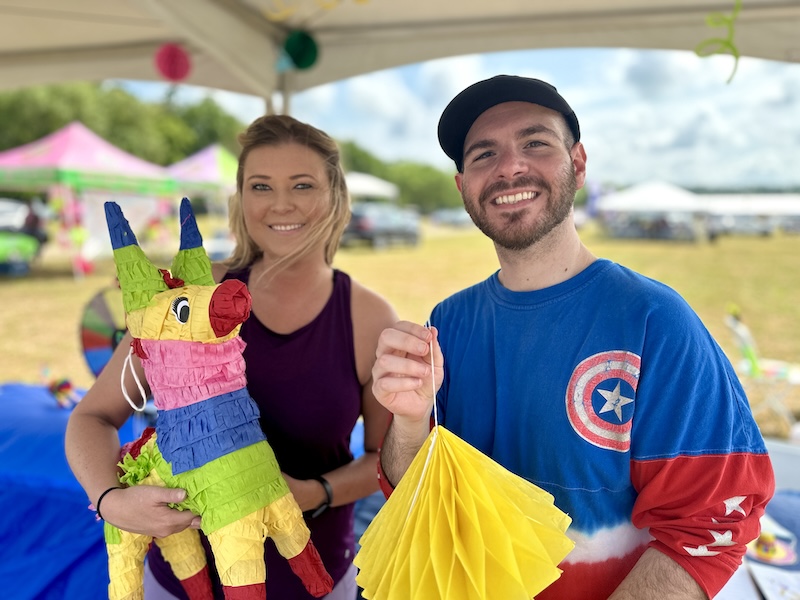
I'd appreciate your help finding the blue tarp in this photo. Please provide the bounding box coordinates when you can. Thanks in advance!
[0,383,142,600]
[0,382,382,600]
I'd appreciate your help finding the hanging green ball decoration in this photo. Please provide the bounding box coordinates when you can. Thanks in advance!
[283,30,318,70]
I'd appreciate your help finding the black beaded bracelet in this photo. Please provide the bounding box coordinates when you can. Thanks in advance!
[310,476,333,519]
[95,486,123,521]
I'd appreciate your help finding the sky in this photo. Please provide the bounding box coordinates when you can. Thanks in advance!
[119,47,800,190]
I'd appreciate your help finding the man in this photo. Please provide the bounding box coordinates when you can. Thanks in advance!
[372,75,774,599]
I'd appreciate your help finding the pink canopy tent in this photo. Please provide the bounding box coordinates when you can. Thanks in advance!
[0,122,177,271]
[0,121,175,195]
[167,143,237,215]
[167,143,237,192]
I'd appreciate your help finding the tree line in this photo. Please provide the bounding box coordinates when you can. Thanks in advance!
[0,83,464,214]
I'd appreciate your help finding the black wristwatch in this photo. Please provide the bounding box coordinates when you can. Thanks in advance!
[310,476,333,518]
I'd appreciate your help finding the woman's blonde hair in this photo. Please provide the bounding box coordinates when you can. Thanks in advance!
[225,114,350,274]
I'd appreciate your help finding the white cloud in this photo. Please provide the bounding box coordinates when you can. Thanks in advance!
[116,47,800,189]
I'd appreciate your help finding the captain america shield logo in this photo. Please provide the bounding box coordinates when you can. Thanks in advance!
[566,351,641,452]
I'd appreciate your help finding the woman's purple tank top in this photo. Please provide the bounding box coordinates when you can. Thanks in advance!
[148,268,362,599]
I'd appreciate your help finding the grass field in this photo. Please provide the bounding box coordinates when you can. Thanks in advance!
[2,219,798,436]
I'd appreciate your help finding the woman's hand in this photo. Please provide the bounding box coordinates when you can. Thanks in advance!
[100,486,201,538]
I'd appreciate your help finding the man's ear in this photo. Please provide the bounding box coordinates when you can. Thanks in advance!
[455,172,463,193]
[571,142,587,190]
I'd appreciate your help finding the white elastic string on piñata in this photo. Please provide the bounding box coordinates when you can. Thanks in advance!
[121,346,148,412]
[408,321,439,515]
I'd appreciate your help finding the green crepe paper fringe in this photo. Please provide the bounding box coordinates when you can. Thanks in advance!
[118,443,159,487]
[171,246,215,287]
[105,521,122,544]
[113,245,167,313]
[106,439,291,542]
[144,439,290,534]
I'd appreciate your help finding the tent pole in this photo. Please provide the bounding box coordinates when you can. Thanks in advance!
[278,71,293,115]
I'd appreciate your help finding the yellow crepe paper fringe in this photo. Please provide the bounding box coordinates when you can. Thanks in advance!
[355,427,574,600]
[155,527,208,580]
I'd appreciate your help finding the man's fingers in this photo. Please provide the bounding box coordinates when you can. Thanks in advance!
[374,372,423,395]
[375,352,430,380]
[376,322,432,358]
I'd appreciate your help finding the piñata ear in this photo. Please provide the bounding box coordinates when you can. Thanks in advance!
[104,202,168,313]
[171,197,215,286]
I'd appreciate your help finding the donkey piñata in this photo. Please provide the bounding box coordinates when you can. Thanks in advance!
[103,198,333,600]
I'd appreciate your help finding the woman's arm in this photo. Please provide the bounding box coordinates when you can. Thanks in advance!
[65,331,199,537]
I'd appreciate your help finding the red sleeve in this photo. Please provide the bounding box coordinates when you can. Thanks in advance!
[377,450,395,499]
[376,415,435,500]
[631,452,774,598]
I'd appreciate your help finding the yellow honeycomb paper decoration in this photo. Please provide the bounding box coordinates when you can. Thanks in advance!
[355,426,574,600]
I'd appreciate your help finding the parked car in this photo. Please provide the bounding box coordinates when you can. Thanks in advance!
[0,198,49,273]
[429,207,474,228]
[0,198,49,245]
[341,202,420,248]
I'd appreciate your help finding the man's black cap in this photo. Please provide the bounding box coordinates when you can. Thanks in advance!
[437,75,580,172]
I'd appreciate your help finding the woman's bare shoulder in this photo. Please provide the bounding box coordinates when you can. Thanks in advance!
[349,277,398,332]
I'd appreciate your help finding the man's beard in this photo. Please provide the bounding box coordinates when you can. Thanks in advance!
[462,164,577,251]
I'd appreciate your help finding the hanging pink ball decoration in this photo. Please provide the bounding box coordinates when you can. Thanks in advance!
[154,43,191,82]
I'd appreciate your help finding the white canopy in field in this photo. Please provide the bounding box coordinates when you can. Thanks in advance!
[703,194,800,216]
[596,181,703,214]
[0,1,798,98]
[597,181,800,217]
[345,171,399,201]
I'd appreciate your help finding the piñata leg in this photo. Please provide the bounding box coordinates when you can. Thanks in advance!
[266,494,333,598]
[106,525,151,600]
[154,527,213,600]
[207,508,269,600]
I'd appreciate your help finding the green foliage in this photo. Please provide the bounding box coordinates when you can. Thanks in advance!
[171,97,245,156]
[0,83,464,212]
[0,82,246,165]
[100,87,195,165]
[340,140,390,179]
[385,161,462,213]
[340,140,461,213]
[0,82,105,150]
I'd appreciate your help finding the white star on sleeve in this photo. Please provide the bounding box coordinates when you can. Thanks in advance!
[597,381,634,421]
[684,545,720,557]
[708,530,735,546]
[724,496,747,517]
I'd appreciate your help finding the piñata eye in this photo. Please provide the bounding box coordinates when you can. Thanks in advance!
[171,297,190,323]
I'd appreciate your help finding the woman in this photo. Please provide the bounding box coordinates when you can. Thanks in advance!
[65,115,397,599]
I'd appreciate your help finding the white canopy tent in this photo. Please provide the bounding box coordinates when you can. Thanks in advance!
[595,181,704,214]
[0,1,799,102]
[702,194,800,216]
[597,183,800,217]
[345,171,399,201]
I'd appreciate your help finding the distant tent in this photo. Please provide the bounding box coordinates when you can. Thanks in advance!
[0,121,175,196]
[595,181,705,241]
[167,144,238,208]
[595,181,702,214]
[0,122,177,271]
[346,171,399,201]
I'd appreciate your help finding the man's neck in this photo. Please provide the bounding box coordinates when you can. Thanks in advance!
[495,223,596,292]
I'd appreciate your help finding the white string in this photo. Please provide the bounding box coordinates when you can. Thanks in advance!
[407,322,439,515]
[429,324,439,428]
[121,346,147,412]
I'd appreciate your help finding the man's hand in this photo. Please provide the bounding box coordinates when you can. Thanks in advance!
[372,321,444,486]
[372,321,443,426]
